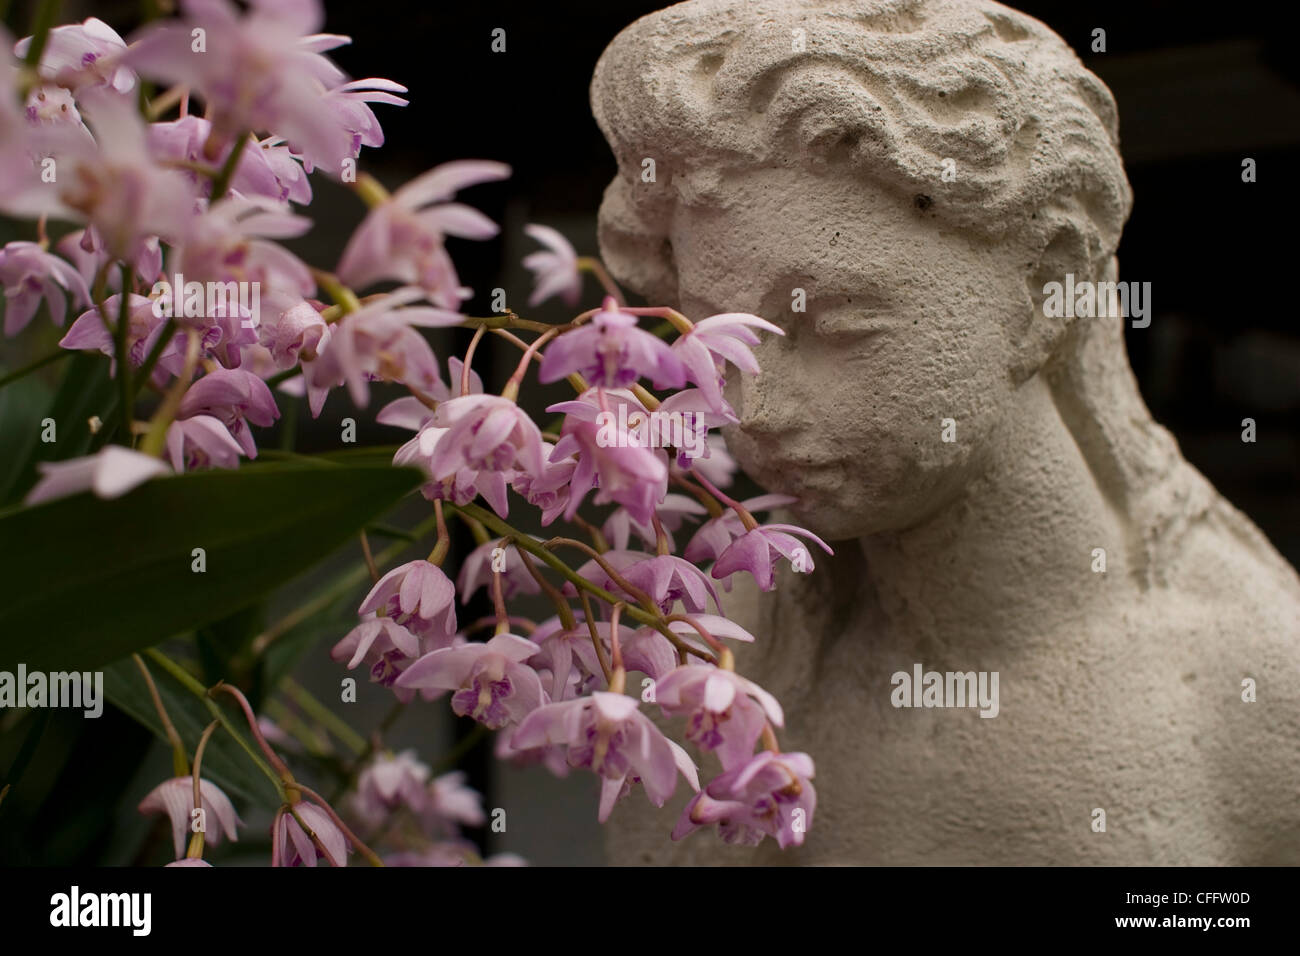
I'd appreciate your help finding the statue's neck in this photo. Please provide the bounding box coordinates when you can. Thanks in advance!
[856,374,1129,648]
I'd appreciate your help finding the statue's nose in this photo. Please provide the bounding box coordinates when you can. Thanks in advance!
[730,365,805,438]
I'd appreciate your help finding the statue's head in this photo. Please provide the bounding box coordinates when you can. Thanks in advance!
[593,0,1151,539]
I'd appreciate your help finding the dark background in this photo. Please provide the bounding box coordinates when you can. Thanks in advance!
[0,0,1296,865]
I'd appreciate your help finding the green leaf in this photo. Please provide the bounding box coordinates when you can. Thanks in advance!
[0,351,116,505]
[0,370,53,502]
[102,658,279,807]
[0,461,424,671]
[196,602,266,697]
[260,598,356,696]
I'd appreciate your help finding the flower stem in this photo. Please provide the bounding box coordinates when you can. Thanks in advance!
[327,699,406,804]
[270,807,285,867]
[445,501,712,663]
[353,173,390,209]
[571,514,609,552]
[666,613,730,663]
[311,269,362,315]
[608,602,626,674]
[21,0,61,74]
[461,311,551,333]
[577,591,612,684]
[427,499,449,565]
[430,724,488,774]
[185,720,220,859]
[576,256,625,307]
[147,84,189,120]
[139,328,200,458]
[543,536,657,611]
[210,682,294,781]
[133,317,175,396]
[500,328,556,401]
[292,782,385,867]
[461,325,487,396]
[132,652,188,776]
[113,266,134,446]
[286,803,342,867]
[691,469,759,531]
[490,539,511,635]
[250,511,441,656]
[623,305,693,333]
[358,530,379,584]
[210,130,250,202]
[0,347,71,390]
[280,677,367,756]
[143,649,286,800]
[515,546,576,631]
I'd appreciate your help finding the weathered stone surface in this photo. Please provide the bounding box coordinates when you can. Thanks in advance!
[591,0,1300,864]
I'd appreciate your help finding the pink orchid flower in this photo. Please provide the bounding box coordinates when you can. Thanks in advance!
[538,296,685,389]
[138,776,242,859]
[337,160,509,305]
[177,368,280,458]
[273,800,350,867]
[357,559,458,639]
[396,634,546,730]
[673,751,816,849]
[0,240,91,335]
[165,415,245,471]
[655,665,784,769]
[25,447,170,505]
[521,223,581,306]
[671,312,784,414]
[511,691,699,822]
[16,17,134,93]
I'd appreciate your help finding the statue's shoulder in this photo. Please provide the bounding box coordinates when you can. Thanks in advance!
[1135,458,1299,636]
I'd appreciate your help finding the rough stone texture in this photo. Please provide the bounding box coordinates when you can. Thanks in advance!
[590,0,1300,864]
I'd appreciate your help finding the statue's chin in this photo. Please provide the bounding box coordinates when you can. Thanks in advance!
[727,456,873,541]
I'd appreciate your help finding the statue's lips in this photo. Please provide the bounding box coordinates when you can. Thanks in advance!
[747,455,846,479]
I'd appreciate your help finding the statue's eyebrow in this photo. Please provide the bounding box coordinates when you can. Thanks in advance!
[780,263,898,308]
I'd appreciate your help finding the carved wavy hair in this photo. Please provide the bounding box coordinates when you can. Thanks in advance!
[592,0,1259,584]
[593,0,1131,289]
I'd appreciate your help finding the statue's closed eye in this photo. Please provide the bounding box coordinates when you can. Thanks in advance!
[808,293,893,341]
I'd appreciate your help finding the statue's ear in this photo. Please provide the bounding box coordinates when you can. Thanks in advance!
[596,176,679,306]
[1011,210,1094,385]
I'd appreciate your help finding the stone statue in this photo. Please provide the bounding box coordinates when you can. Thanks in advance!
[590,0,1300,864]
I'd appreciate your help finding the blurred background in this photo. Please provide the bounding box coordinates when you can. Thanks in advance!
[0,0,1296,865]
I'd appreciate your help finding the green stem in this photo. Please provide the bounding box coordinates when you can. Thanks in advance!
[444,501,712,663]
[286,803,342,867]
[264,698,333,756]
[249,512,440,657]
[210,130,249,202]
[0,347,71,389]
[186,720,220,858]
[292,781,385,867]
[278,393,298,451]
[328,699,406,804]
[134,317,176,396]
[131,652,189,776]
[115,264,134,444]
[143,648,286,800]
[280,677,367,756]
[460,313,553,334]
[22,0,61,73]
[311,270,362,315]
[431,724,488,774]
[138,328,199,458]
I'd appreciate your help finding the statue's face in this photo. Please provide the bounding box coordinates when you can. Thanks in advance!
[667,164,1037,539]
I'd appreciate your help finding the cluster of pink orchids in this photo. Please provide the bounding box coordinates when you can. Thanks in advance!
[1,0,828,865]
